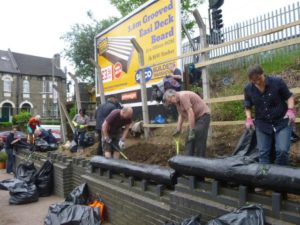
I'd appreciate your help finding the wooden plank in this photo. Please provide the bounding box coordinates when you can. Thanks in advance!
[143,118,300,128]
[195,37,300,68]
[139,20,300,70]
[206,88,300,104]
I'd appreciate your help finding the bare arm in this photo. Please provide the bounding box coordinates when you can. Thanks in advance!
[121,124,130,140]
[245,108,252,119]
[287,95,295,109]
[171,74,182,80]
[102,120,110,139]
[187,108,196,129]
[177,114,184,131]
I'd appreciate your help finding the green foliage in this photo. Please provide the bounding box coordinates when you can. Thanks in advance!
[0,151,8,162]
[211,101,245,121]
[61,13,118,84]
[0,122,13,128]
[110,0,148,16]
[260,48,300,73]
[69,104,77,121]
[12,111,31,131]
[42,120,61,125]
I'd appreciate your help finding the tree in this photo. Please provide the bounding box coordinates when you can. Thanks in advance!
[110,0,205,37]
[61,12,118,83]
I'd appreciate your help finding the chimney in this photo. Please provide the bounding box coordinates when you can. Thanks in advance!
[53,53,60,68]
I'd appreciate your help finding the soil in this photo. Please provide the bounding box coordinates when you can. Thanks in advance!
[59,124,300,168]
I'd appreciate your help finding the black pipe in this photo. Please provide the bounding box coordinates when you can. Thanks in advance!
[90,156,177,186]
[169,155,300,194]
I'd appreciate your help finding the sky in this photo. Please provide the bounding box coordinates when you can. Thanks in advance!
[0,0,298,75]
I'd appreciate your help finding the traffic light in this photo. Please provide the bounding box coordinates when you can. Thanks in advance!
[211,9,223,31]
[209,0,224,44]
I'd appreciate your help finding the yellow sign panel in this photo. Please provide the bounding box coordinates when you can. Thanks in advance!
[96,0,181,95]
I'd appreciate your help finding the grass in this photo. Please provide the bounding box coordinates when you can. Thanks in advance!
[203,46,300,121]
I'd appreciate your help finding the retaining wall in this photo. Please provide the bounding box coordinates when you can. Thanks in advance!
[15,150,300,225]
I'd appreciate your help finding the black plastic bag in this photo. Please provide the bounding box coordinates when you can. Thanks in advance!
[16,162,37,184]
[35,138,50,152]
[231,129,258,161]
[0,178,25,191]
[35,160,53,197]
[9,182,39,205]
[207,205,264,225]
[65,183,89,205]
[44,202,101,225]
[165,215,201,225]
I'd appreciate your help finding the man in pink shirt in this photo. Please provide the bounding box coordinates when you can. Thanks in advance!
[163,89,211,157]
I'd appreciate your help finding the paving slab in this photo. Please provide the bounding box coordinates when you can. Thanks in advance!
[0,170,63,225]
[0,169,112,225]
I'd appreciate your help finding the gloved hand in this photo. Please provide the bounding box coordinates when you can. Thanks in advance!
[172,129,181,138]
[118,139,125,150]
[72,121,79,128]
[104,137,112,144]
[284,108,296,125]
[245,118,255,130]
[188,129,195,141]
[79,125,85,129]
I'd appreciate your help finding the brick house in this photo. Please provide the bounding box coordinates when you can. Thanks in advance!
[0,49,66,122]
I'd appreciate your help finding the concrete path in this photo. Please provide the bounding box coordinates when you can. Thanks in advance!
[0,169,112,225]
[0,170,63,225]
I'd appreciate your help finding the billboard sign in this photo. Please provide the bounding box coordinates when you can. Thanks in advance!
[95,0,181,96]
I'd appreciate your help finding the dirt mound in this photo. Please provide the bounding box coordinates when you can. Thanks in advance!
[124,142,176,167]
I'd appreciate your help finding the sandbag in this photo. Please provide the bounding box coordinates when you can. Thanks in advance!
[207,205,264,225]
[169,155,300,194]
[90,156,177,186]
[16,162,37,184]
[65,183,89,205]
[9,182,39,205]
[35,160,53,197]
[44,202,101,225]
[0,178,24,191]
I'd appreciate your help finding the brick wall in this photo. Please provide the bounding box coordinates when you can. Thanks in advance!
[15,150,300,225]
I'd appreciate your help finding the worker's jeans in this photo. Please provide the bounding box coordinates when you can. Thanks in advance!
[74,131,86,148]
[256,125,292,165]
[5,148,14,173]
[185,114,210,157]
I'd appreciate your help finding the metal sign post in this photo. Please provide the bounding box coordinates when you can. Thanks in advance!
[131,38,150,140]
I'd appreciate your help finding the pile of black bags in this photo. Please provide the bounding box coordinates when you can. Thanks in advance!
[44,183,101,225]
[0,160,53,204]
[165,205,264,225]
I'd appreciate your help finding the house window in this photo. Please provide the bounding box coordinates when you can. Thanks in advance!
[2,75,13,97]
[23,80,30,98]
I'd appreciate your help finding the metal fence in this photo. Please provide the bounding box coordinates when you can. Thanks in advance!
[182,1,300,70]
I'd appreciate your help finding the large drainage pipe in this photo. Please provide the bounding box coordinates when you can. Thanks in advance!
[90,156,177,186]
[169,155,300,194]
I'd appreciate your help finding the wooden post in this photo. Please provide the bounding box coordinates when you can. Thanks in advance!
[193,9,212,146]
[53,84,75,132]
[89,58,106,104]
[130,38,150,140]
[193,9,210,100]
[52,84,67,142]
[68,72,82,112]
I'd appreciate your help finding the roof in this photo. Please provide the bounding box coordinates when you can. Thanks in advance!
[0,49,66,79]
[0,50,19,74]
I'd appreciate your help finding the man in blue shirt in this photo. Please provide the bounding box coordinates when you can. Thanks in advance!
[244,64,295,165]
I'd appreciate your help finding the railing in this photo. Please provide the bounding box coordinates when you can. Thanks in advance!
[141,2,300,127]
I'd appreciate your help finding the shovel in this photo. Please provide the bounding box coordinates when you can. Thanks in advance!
[110,142,129,160]
[172,132,181,155]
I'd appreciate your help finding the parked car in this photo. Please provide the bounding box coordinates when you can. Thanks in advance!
[0,131,27,142]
